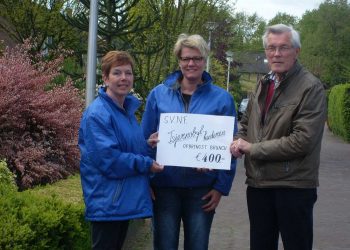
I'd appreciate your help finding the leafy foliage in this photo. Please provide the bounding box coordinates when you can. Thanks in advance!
[0,41,83,190]
[268,12,298,27]
[0,159,16,190]
[130,0,236,98]
[0,185,90,249]
[64,0,156,54]
[327,83,350,142]
[232,12,266,53]
[0,0,84,53]
[298,0,350,87]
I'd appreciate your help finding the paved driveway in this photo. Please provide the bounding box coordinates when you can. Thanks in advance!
[209,125,350,250]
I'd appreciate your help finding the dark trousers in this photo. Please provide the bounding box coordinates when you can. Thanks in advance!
[247,186,317,250]
[91,220,129,250]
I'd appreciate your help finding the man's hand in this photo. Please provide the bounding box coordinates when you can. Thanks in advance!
[230,138,252,157]
[201,189,222,212]
[230,139,244,158]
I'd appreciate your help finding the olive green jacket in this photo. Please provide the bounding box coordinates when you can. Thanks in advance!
[237,61,327,188]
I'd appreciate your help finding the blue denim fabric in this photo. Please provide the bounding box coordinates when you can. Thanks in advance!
[152,187,215,250]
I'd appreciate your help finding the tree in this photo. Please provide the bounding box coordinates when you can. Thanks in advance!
[298,0,350,86]
[129,0,236,97]
[231,12,266,52]
[64,0,157,53]
[0,0,86,84]
[0,0,83,53]
[268,12,298,27]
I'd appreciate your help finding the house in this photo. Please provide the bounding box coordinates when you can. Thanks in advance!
[235,52,269,83]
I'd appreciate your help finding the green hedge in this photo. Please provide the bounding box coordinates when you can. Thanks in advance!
[0,181,90,249]
[0,171,152,249]
[328,83,350,142]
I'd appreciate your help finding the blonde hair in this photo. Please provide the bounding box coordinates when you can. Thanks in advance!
[173,34,209,60]
[101,51,135,77]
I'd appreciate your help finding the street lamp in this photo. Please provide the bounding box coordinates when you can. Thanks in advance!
[205,21,218,73]
[225,51,234,92]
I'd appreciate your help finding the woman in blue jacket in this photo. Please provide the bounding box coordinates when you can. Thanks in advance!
[141,34,238,250]
[78,51,163,250]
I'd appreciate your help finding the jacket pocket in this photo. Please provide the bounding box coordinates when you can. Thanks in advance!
[113,179,125,203]
[261,161,295,181]
[284,161,290,172]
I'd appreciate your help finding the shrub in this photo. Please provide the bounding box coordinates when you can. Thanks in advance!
[0,185,90,249]
[0,41,83,190]
[328,83,350,142]
[0,159,16,190]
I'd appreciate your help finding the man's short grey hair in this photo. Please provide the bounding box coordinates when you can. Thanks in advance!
[173,33,209,60]
[262,24,301,49]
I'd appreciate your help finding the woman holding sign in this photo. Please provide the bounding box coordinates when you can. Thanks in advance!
[78,51,163,250]
[141,34,238,250]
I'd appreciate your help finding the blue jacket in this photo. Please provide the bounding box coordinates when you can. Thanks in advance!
[78,87,154,221]
[141,71,237,195]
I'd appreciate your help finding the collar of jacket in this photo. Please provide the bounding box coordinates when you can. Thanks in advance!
[261,60,302,87]
[163,70,213,92]
[98,86,141,114]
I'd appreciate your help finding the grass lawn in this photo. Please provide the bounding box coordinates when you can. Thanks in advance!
[29,174,84,204]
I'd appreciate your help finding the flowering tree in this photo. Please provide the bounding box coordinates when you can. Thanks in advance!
[0,42,83,190]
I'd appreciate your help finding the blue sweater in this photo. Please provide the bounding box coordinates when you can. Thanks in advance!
[141,71,237,195]
[78,87,153,221]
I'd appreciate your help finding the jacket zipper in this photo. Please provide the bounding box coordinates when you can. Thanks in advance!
[180,91,191,113]
[179,90,192,185]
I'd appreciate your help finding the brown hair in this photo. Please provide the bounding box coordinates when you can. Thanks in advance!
[101,51,135,77]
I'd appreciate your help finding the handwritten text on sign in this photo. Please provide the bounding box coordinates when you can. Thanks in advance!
[156,113,235,170]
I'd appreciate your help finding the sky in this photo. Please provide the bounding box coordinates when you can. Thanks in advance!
[233,0,324,21]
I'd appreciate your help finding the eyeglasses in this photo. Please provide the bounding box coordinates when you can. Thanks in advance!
[265,46,293,54]
[179,56,204,64]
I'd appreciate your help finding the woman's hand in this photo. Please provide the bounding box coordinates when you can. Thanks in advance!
[196,168,213,173]
[201,189,222,212]
[150,160,164,173]
[147,132,159,148]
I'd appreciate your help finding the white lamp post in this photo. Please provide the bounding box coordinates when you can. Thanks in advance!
[226,51,234,92]
[205,21,218,73]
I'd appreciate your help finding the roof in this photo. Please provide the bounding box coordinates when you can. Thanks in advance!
[235,52,269,74]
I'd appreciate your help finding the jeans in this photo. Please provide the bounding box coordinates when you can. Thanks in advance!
[91,220,129,250]
[152,187,215,250]
[247,186,317,250]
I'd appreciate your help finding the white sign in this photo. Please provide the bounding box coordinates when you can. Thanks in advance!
[156,113,235,170]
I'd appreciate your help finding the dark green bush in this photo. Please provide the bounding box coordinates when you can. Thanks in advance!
[328,83,350,142]
[0,186,90,250]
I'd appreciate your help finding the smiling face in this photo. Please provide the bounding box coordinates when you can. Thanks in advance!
[265,32,300,78]
[179,47,206,85]
[104,64,133,105]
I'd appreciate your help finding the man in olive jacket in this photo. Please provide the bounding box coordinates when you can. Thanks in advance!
[231,24,326,250]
